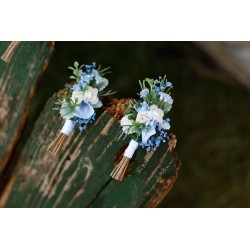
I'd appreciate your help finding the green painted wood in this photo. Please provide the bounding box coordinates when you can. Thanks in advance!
[0,41,54,174]
[2,95,180,208]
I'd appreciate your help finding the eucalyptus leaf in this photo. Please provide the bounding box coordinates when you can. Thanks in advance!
[92,100,103,108]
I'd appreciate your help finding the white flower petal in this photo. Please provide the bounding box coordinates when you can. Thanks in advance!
[72,90,85,103]
[136,111,152,124]
[149,105,164,123]
[161,121,170,130]
[82,86,99,105]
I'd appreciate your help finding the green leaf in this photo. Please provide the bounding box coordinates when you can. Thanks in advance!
[145,78,154,85]
[74,61,79,68]
[98,89,116,97]
[92,100,103,108]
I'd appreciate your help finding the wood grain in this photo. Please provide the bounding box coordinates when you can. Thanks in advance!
[2,95,180,208]
[0,41,54,174]
[195,42,250,91]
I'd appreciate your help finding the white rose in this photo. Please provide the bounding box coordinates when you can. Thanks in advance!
[161,121,170,130]
[71,90,85,103]
[136,111,152,124]
[82,86,99,105]
[150,105,164,123]
[120,115,133,134]
[159,92,173,105]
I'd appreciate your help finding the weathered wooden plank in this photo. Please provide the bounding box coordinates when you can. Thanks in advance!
[2,95,180,208]
[195,41,250,91]
[0,41,54,174]
[89,137,180,208]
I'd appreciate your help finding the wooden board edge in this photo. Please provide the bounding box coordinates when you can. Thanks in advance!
[0,42,55,174]
[143,151,181,208]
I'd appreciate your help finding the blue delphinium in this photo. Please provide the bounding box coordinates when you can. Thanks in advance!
[167,82,172,87]
[139,88,149,98]
[73,113,96,131]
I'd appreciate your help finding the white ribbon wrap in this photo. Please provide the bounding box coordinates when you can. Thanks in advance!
[61,120,76,136]
[123,139,139,159]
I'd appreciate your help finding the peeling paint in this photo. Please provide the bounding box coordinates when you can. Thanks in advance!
[100,117,115,136]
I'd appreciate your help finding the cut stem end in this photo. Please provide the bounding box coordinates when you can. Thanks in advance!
[110,156,131,181]
[48,132,68,156]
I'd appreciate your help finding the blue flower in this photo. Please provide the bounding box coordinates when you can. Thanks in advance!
[72,80,87,91]
[80,72,94,83]
[72,83,82,91]
[135,101,149,112]
[167,82,172,87]
[73,112,96,131]
[141,120,156,144]
[85,64,93,74]
[139,88,149,98]
[154,86,161,93]
[75,101,94,119]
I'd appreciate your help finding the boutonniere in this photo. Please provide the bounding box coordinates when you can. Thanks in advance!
[111,76,173,181]
[48,61,115,155]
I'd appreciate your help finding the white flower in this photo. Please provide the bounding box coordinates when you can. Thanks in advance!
[95,75,109,91]
[82,86,99,105]
[136,111,152,124]
[71,90,85,103]
[150,105,164,123]
[120,115,133,134]
[161,121,170,130]
[159,92,173,105]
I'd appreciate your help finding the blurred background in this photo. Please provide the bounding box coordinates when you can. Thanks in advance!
[23,42,250,207]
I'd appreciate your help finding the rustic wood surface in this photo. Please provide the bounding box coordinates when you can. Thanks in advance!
[1,95,180,208]
[0,41,54,175]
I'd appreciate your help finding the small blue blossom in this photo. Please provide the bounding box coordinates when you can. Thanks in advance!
[167,82,172,87]
[72,80,87,91]
[153,86,161,93]
[85,64,93,74]
[139,88,149,98]
[72,83,82,91]
[135,101,149,112]
[73,112,96,131]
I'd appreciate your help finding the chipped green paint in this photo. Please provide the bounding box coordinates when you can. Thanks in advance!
[0,41,54,174]
[3,94,180,208]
